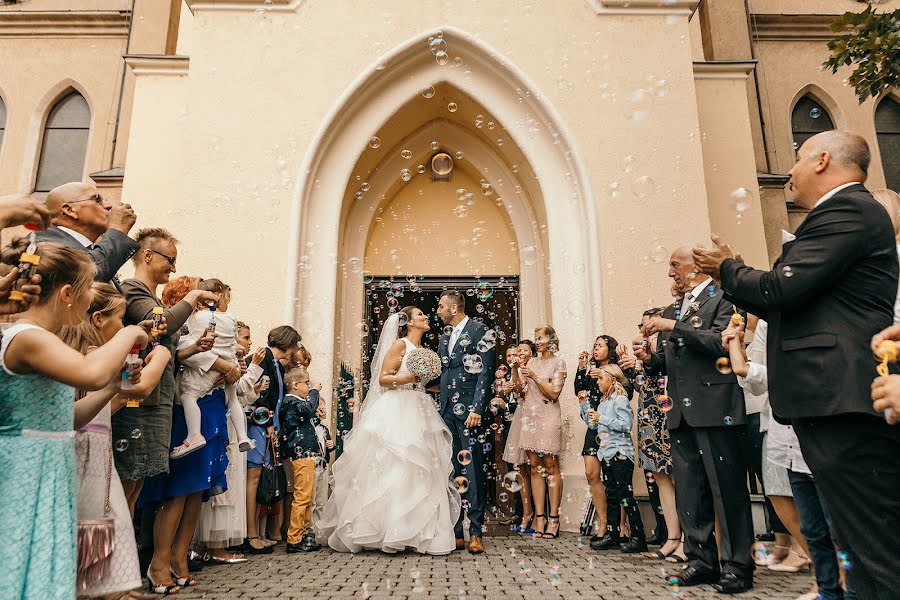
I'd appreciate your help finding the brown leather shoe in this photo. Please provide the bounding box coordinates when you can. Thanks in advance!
[455,538,465,550]
[468,535,485,554]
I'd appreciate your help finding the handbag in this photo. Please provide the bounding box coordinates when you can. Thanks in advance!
[256,432,286,506]
[76,437,116,593]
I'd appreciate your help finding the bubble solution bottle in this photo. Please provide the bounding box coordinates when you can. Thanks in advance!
[9,226,40,303]
[150,306,164,342]
[122,345,143,407]
[206,303,217,336]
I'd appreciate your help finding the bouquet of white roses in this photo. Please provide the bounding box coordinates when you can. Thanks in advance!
[406,347,442,382]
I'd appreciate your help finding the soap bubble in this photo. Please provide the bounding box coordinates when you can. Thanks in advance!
[503,471,523,493]
[368,136,381,149]
[731,187,751,213]
[657,395,673,412]
[397,312,409,326]
[435,51,449,66]
[464,355,484,374]
[401,149,412,159]
[416,164,426,174]
[724,416,734,426]
[130,428,142,440]
[400,168,412,182]
[689,315,702,328]
[810,107,821,119]
[481,183,494,196]
[457,449,473,465]
[453,403,466,416]
[682,397,692,407]
[454,476,469,493]
[477,281,494,300]
[448,102,458,113]
[431,141,439,150]
[626,88,653,122]
[751,542,768,564]
[455,151,464,160]
[252,407,272,425]
[632,175,654,199]
[453,205,468,218]
[422,85,435,98]
[715,357,733,374]
[782,265,794,278]
[114,439,129,452]
[650,244,668,263]
[429,37,447,55]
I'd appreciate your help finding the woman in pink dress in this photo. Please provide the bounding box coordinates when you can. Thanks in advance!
[516,325,567,539]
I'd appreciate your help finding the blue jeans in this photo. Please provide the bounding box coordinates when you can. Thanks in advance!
[787,470,856,600]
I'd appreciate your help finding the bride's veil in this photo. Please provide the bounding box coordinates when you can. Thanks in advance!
[360,312,401,417]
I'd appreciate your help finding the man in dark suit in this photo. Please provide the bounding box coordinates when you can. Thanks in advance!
[695,130,900,599]
[35,181,139,284]
[634,247,754,594]
[437,289,495,554]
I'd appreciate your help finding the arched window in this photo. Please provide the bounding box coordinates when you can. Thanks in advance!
[876,97,900,191]
[791,95,834,152]
[0,96,6,153]
[34,91,90,193]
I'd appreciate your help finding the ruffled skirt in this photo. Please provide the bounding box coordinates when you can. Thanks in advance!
[315,388,460,555]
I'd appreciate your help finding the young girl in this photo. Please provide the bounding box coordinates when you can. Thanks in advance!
[60,283,171,598]
[172,278,252,458]
[0,243,148,599]
[582,364,646,553]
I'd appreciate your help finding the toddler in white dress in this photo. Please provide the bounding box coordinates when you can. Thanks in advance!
[172,280,253,459]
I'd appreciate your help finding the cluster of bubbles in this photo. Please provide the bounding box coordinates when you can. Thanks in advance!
[428,34,449,66]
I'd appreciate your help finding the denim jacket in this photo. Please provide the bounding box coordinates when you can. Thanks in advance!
[579,392,634,461]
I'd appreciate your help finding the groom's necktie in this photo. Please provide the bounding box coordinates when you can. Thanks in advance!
[679,293,693,320]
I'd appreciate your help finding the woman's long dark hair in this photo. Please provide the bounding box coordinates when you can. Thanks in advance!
[593,334,621,367]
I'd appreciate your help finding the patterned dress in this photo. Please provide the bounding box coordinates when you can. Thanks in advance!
[0,324,77,599]
[634,368,672,474]
[517,356,567,456]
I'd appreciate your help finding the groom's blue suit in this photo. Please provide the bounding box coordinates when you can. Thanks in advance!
[439,317,496,539]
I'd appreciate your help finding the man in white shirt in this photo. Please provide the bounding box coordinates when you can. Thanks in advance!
[34,181,139,284]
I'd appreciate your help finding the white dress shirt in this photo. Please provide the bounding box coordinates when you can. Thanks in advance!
[812,181,861,209]
[738,320,768,419]
[56,226,93,248]
[449,316,469,353]
[679,277,713,319]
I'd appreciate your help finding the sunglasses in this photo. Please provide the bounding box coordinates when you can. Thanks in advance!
[151,249,176,266]
[66,194,105,207]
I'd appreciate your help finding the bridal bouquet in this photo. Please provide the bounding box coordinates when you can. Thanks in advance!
[406,347,442,382]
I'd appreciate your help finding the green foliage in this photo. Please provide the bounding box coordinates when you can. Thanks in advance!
[823,5,900,103]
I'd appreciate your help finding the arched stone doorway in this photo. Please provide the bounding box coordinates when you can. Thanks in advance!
[287,27,600,527]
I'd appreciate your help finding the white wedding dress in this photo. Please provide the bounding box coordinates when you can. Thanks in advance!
[316,332,460,555]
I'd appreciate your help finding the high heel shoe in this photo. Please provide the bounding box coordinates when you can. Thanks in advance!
[515,514,535,534]
[169,568,197,587]
[531,514,547,536]
[146,568,180,596]
[541,515,560,539]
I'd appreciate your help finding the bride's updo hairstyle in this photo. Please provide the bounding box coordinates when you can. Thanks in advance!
[398,305,417,337]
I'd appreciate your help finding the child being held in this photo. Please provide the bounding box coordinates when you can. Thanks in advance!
[279,366,323,553]
[580,364,647,553]
[172,278,253,459]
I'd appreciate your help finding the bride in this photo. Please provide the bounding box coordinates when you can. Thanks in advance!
[316,306,460,554]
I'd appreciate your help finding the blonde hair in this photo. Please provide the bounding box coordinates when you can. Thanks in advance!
[599,364,628,398]
[534,324,560,353]
[59,283,124,353]
[872,188,900,240]
[284,366,309,389]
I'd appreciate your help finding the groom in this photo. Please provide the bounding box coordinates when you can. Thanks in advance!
[436,289,496,554]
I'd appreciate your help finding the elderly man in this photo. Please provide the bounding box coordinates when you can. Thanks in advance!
[35,181,139,283]
[694,130,900,599]
[634,248,754,594]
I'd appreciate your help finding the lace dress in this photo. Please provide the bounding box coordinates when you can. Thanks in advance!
[0,324,77,599]
[517,356,567,456]
[316,338,461,554]
[76,403,143,596]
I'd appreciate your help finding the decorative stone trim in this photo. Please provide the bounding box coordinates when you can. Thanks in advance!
[749,14,835,42]
[585,0,699,15]
[124,54,190,77]
[757,173,790,188]
[0,10,129,38]
[693,60,757,80]
[185,0,301,14]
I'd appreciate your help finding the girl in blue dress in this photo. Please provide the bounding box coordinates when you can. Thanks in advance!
[0,242,148,599]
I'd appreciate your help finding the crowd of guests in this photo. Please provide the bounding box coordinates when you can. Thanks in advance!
[1,128,899,600]
[0,182,333,599]
[491,130,900,599]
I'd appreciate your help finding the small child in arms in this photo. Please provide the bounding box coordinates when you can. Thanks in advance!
[172,278,253,459]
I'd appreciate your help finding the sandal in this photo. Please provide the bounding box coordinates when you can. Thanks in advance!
[644,537,681,559]
[542,515,560,539]
[665,552,688,564]
[169,568,197,587]
[532,514,547,537]
[146,568,180,596]
[515,514,535,534]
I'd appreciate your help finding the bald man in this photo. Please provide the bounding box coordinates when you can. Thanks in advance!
[695,130,900,599]
[35,181,139,284]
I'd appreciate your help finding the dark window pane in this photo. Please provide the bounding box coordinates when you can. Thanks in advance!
[0,96,6,126]
[876,98,900,191]
[34,91,90,193]
[792,95,834,151]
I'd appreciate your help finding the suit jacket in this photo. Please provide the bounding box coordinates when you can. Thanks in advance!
[35,225,139,283]
[720,183,898,421]
[279,389,322,459]
[438,318,496,418]
[647,282,746,429]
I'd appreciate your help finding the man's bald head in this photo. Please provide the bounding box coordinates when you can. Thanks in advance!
[44,181,109,242]
[789,130,871,209]
[668,245,701,294]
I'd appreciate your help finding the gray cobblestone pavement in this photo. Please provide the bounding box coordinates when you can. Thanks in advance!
[180,533,813,599]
